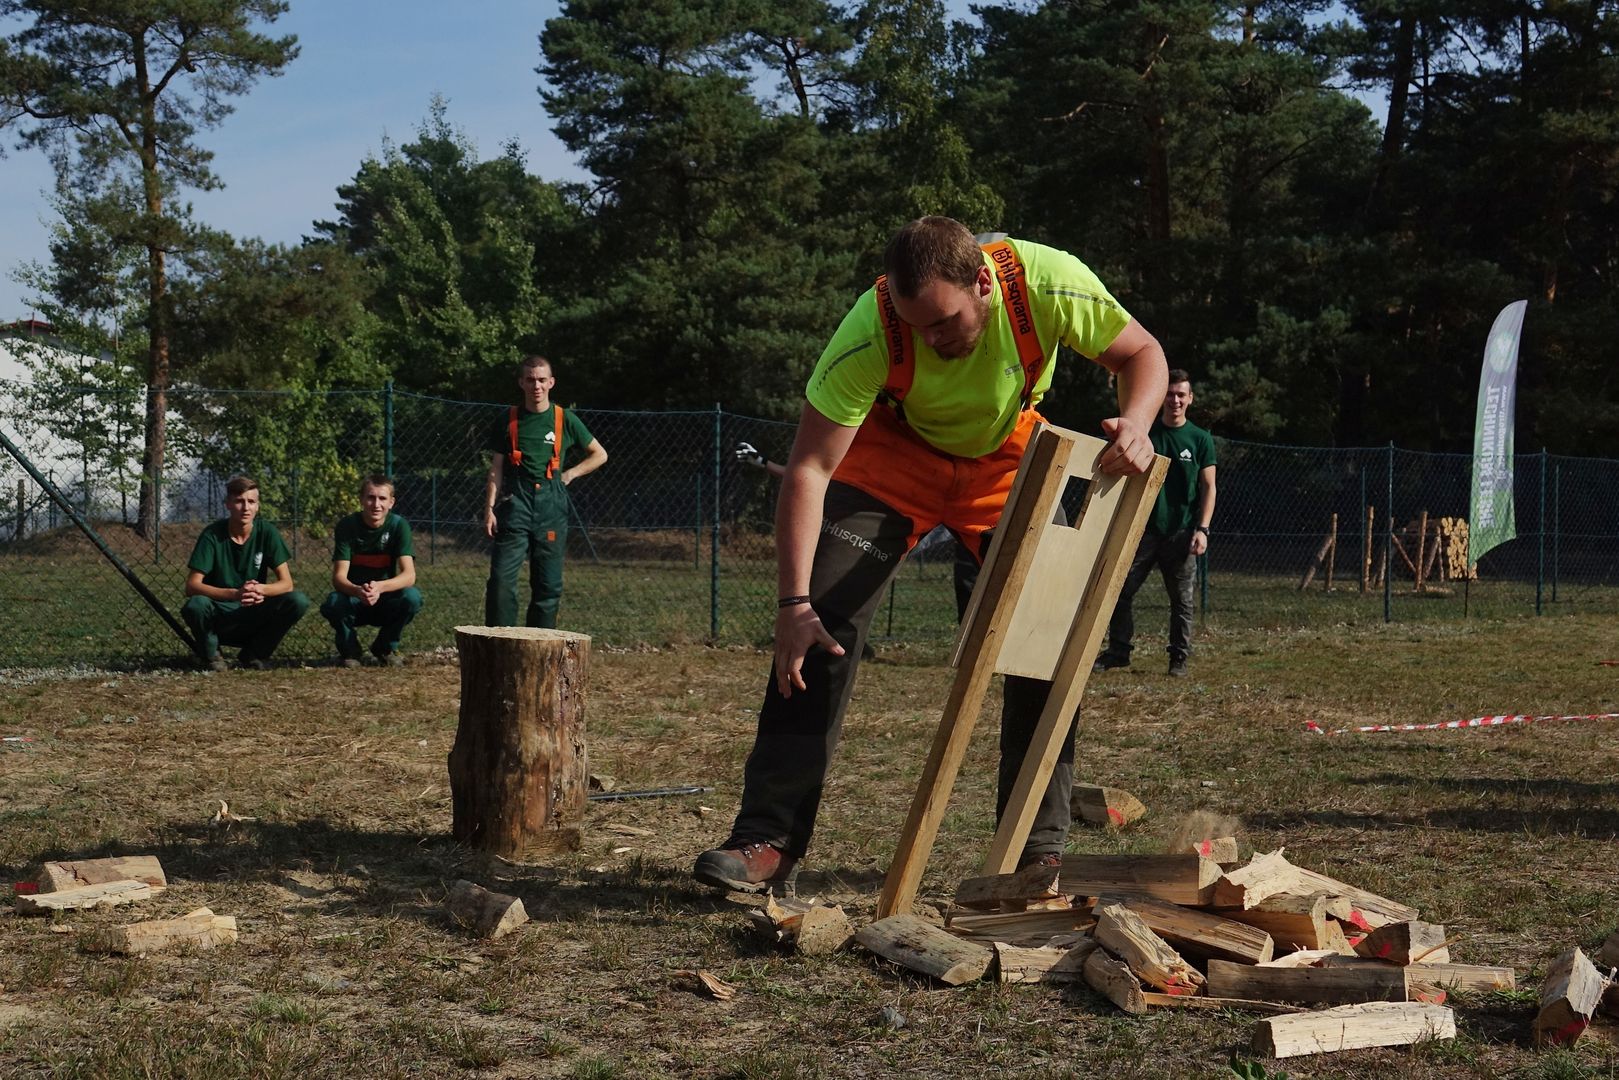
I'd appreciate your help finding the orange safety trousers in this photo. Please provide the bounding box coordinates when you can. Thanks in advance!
[831,403,1045,563]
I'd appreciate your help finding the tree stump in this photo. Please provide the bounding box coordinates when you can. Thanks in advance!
[449,626,590,858]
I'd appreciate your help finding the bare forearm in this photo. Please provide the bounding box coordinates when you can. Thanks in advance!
[1197,483,1217,529]
[564,444,608,484]
[775,466,830,598]
[1114,344,1169,431]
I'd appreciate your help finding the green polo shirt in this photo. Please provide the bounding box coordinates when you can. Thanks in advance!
[187,519,292,591]
[1148,418,1216,536]
[332,511,414,585]
[489,404,596,487]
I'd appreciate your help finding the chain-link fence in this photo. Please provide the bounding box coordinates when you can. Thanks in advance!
[2,383,1616,669]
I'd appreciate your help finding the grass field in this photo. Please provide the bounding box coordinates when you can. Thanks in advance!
[2,614,1618,1078]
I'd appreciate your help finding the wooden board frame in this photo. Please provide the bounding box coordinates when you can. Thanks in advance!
[876,423,1167,918]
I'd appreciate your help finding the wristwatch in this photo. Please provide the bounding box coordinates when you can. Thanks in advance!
[1195,525,1210,535]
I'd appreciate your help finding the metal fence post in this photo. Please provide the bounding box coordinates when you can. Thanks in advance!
[1537,448,1547,616]
[430,472,438,565]
[1383,441,1393,623]
[1552,461,1560,603]
[694,472,701,571]
[383,379,395,478]
[290,468,300,560]
[710,404,721,641]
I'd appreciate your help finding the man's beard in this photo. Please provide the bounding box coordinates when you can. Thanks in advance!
[935,297,991,359]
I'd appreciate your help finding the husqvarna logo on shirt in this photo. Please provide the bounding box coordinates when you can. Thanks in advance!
[544,431,557,444]
[1179,448,1193,460]
[254,552,264,569]
[380,532,390,545]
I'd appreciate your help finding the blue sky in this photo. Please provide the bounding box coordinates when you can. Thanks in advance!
[1,2,587,318]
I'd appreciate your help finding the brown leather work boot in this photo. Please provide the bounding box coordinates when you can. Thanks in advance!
[692,841,798,894]
[1017,852,1063,872]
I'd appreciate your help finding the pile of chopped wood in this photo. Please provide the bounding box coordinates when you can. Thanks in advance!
[834,847,1614,1061]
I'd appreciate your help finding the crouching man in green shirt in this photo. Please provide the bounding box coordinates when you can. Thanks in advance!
[321,474,422,667]
[182,474,311,671]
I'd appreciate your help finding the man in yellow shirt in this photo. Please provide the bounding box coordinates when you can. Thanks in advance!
[694,217,1167,892]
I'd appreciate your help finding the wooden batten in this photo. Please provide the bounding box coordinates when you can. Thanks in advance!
[1093,903,1205,994]
[1318,955,1515,991]
[1206,958,1410,1005]
[1098,894,1273,965]
[1071,784,1147,828]
[954,862,1063,910]
[1142,993,1305,1016]
[83,907,236,956]
[38,856,166,892]
[856,915,993,986]
[1260,949,1339,968]
[1084,948,1147,1015]
[994,940,1097,985]
[1253,1001,1455,1059]
[1060,855,1221,906]
[16,879,154,915]
[1533,946,1604,1048]
[945,906,1096,945]
[1353,920,1451,965]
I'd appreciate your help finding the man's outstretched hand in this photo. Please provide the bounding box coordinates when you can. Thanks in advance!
[735,442,766,468]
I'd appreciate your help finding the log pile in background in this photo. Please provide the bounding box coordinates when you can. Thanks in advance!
[849,846,1585,1062]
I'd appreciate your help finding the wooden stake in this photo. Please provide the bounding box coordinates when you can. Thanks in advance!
[82,907,236,956]
[1253,1001,1455,1059]
[1299,529,1334,590]
[1533,946,1604,1048]
[448,627,591,858]
[1414,511,1429,591]
[1325,513,1337,591]
[856,914,993,986]
[876,432,1072,919]
[1390,532,1418,578]
[38,856,166,892]
[1361,505,1374,593]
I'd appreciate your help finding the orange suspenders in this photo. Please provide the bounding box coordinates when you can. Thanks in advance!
[507,405,566,481]
[875,239,1046,412]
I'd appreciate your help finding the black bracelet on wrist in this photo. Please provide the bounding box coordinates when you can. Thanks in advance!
[778,595,813,608]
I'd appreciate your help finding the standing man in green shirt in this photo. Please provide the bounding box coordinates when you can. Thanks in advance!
[1095,368,1218,677]
[321,474,423,667]
[182,474,311,671]
[483,355,609,628]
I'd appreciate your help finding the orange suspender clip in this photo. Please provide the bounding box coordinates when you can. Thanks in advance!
[506,405,567,481]
[876,239,1046,411]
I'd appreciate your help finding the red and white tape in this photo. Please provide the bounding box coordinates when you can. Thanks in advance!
[1305,712,1619,736]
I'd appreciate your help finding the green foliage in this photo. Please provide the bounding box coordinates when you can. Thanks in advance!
[1228,1055,1290,1080]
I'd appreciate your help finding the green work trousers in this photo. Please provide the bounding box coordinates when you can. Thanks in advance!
[181,592,311,663]
[485,481,569,629]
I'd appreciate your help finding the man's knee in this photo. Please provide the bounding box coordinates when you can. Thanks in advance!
[181,595,214,622]
[319,591,349,622]
[397,586,424,614]
[284,591,312,617]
